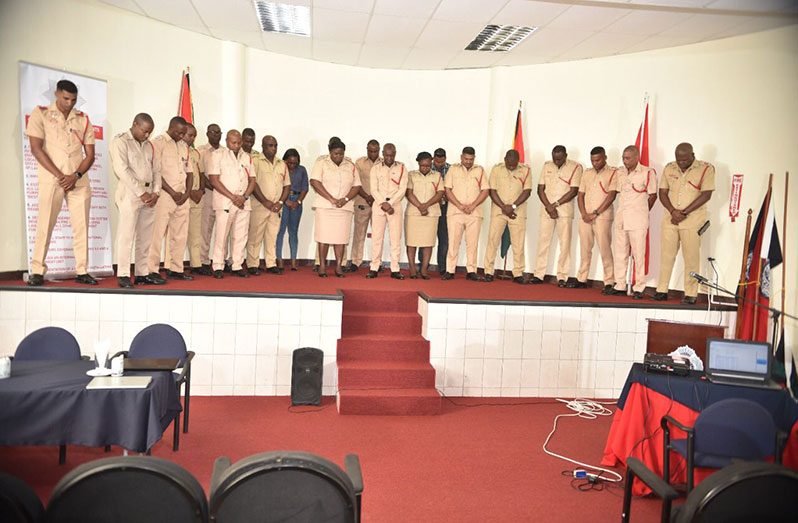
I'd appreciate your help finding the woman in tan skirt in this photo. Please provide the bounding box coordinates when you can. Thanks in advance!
[405,151,444,279]
[310,140,361,277]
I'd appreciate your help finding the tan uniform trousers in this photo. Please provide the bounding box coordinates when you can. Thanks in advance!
[246,207,281,269]
[370,209,402,272]
[31,179,91,275]
[577,219,614,285]
[657,224,701,298]
[483,214,526,277]
[349,204,372,266]
[200,190,231,266]
[187,197,203,268]
[613,225,648,293]
[115,187,155,278]
[534,216,573,281]
[148,195,189,273]
[213,206,249,271]
[447,213,482,274]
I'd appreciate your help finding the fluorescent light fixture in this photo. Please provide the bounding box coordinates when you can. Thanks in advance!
[253,1,311,37]
[465,25,537,52]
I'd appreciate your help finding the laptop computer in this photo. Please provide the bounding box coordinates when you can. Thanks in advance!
[705,338,781,389]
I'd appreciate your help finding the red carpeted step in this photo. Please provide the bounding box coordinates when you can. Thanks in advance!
[341,311,421,336]
[337,335,430,362]
[336,388,442,415]
[337,361,436,388]
[342,289,419,313]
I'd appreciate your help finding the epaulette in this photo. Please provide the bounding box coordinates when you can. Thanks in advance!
[38,105,48,111]
[74,110,84,116]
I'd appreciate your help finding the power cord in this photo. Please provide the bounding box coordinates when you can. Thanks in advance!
[543,398,623,483]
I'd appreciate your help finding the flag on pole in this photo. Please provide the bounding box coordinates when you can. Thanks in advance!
[774,326,787,385]
[737,186,782,341]
[631,96,651,285]
[789,352,798,398]
[178,69,194,124]
[502,104,525,259]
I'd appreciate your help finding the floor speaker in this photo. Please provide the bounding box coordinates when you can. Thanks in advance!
[291,347,323,406]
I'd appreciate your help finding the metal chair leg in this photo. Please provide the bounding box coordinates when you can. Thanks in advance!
[58,445,66,465]
[172,410,180,451]
[183,376,191,433]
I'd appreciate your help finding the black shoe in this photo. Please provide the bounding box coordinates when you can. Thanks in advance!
[529,276,543,285]
[601,285,614,295]
[118,276,132,288]
[377,265,386,273]
[313,264,320,273]
[652,292,668,301]
[466,272,482,282]
[366,270,378,279]
[213,270,224,279]
[441,272,454,281]
[633,292,644,300]
[76,273,98,285]
[568,281,587,289]
[420,274,431,280]
[135,273,167,285]
[247,267,261,276]
[194,265,213,276]
[167,270,194,281]
[484,274,494,282]
[682,296,697,305]
[342,263,358,273]
[27,274,44,286]
[266,267,281,275]
[557,280,567,288]
[391,271,405,280]
[223,263,232,273]
[513,276,526,284]
[609,288,626,296]
[233,269,248,278]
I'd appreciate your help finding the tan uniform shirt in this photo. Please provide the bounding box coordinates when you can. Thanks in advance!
[310,156,361,212]
[539,159,583,218]
[252,154,290,209]
[406,170,443,217]
[616,163,657,231]
[208,147,254,211]
[660,160,715,229]
[25,102,95,184]
[109,130,158,197]
[196,143,218,174]
[354,156,380,205]
[489,162,533,218]
[187,147,201,191]
[370,160,408,211]
[579,165,618,221]
[152,133,189,192]
[444,163,489,218]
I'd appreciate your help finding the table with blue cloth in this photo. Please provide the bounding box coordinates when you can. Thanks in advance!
[0,359,182,453]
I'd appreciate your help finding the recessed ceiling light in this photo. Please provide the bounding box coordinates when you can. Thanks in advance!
[252,1,311,37]
[465,25,537,52]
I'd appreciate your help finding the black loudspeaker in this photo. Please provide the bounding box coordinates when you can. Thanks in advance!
[291,348,323,406]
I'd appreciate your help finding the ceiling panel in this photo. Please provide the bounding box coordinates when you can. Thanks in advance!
[414,19,485,50]
[621,33,704,54]
[433,0,507,24]
[494,52,550,67]
[709,16,796,39]
[445,50,504,69]
[706,0,798,12]
[262,32,312,59]
[100,0,146,15]
[190,0,259,32]
[135,0,209,31]
[210,28,267,49]
[658,13,748,39]
[312,0,375,13]
[491,0,570,27]
[357,45,412,69]
[364,14,426,46]
[628,0,709,7]
[374,0,438,19]
[514,27,595,57]
[402,47,462,69]
[602,10,693,36]
[556,32,650,60]
[312,41,363,66]
[547,5,632,31]
[312,7,371,42]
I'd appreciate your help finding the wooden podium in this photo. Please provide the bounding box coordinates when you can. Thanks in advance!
[646,319,727,362]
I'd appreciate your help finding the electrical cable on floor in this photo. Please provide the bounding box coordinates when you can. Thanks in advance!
[543,398,623,483]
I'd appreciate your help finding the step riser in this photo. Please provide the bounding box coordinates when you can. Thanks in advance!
[341,315,421,335]
[338,368,436,388]
[337,395,442,415]
[343,292,418,313]
[337,340,430,362]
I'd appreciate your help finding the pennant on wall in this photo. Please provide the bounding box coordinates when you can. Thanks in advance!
[178,68,194,124]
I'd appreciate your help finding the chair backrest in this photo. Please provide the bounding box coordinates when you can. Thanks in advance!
[14,327,81,362]
[0,471,44,523]
[693,398,777,459]
[129,324,188,365]
[674,461,798,523]
[210,451,358,523]
[46,456,207,523]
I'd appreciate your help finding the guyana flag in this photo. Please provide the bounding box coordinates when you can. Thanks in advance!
[502,105,525,259]
[178,69,194,123]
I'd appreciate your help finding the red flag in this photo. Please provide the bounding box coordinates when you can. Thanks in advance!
[178,69,194,124]
[631,97,651,284]
[513,106,525,163]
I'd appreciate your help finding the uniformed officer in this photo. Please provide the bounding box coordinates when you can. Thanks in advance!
[610,145,658,299]
[405,151,444,279]
[443,147,489,281]
[241,128,257,157]
[183,123,205,273]
[366,143,407,279]
[531,145,583,286]
[483,150,532,284]
[431,148,450,272]
[574,146,617,292]
[147,116,193,280]
[25,80,97,286]
[196,123,222,275]
[246,135,290,275]
[109,113,166,288]
[344,139,380,273]
[654,143,715,304]
[312,136,344,272]
[208,130,256,278]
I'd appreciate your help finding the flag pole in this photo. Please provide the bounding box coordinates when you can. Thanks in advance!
[735,208,753,338]
[781,171,789,334]
[752,173,774,337]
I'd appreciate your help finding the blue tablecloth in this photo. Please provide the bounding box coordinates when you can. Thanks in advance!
[0,360,181,452]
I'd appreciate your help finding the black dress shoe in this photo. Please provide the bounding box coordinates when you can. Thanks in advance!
[602,285,614,295]
[118,276,132,288]
[568,281,587,289]
[420,274,431,280]
[233,269,249,278]
[194,265,213,276]
[633,291,644,300]
[391,272,405,280]
[513,276,526,284]
[610,288,626,296]
[313,264,320,273]
[167,270,194,281]
[441,272,454,281]
[247,267,261,276]
[366,270,378,279]
[27,274,44,286]
[652,292,668,301]
[223,263,232,273]
[342,263,358,273]
[266,267,281,274]
[557,280,567,288]
[214,270,224,279]
[484,274,494,282]
[136,273,166,285]
[682,296,697,305]
[377,265,386,273]
[529,276,543,284]
[466,272,482,281]
[76,273,98,285]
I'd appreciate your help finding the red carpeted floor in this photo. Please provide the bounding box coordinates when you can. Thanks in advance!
[0,397,662,522]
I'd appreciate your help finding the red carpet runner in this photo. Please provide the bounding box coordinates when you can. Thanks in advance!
[336,289,441,415]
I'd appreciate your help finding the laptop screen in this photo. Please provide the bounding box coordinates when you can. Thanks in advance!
[707,338,770,378]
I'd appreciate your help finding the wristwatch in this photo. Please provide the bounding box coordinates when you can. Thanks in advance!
[74,171,84,179]
[344,197,350,202]
[593,210,600,216]
[278,200,284,205]
[511,204,517,210]
[553,201,560,208]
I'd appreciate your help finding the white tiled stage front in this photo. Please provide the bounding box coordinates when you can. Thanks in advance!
[0,288,734,399]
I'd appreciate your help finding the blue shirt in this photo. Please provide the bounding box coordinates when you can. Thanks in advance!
[288,165,309,193]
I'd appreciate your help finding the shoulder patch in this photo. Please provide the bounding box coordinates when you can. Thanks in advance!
[38,105,48,111]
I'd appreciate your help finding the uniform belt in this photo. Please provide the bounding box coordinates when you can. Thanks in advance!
[144,182,150,187]
[290,190,301,195]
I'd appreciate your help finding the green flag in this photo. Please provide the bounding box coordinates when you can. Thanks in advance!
[500,225,511,259]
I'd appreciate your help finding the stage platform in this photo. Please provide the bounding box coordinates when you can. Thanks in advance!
[0,267,736,400]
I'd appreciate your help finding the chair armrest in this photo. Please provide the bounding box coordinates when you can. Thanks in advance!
[627,458,679,501]
[109,350,129,361]
[344,454,363,495]
[661,415,694,434]
[80,355,91,361]
[174,351,195,384]
[210,456,232,495]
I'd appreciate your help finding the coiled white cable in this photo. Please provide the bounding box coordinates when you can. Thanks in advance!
[542,398,623,482]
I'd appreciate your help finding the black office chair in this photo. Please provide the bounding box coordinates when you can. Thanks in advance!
[15,327,85,464]
[622,458,798,523]
[0,471,44,523]
[210,451,364,523]
[45,456,207,523]
[661,397,787,492]
[115,323,194,451]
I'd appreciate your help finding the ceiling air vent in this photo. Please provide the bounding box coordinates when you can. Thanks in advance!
[465,25,537,52]
[253,1,311,37]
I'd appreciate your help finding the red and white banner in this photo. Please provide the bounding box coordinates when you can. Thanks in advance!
[729,173,744,222]
[19,62,113,277]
